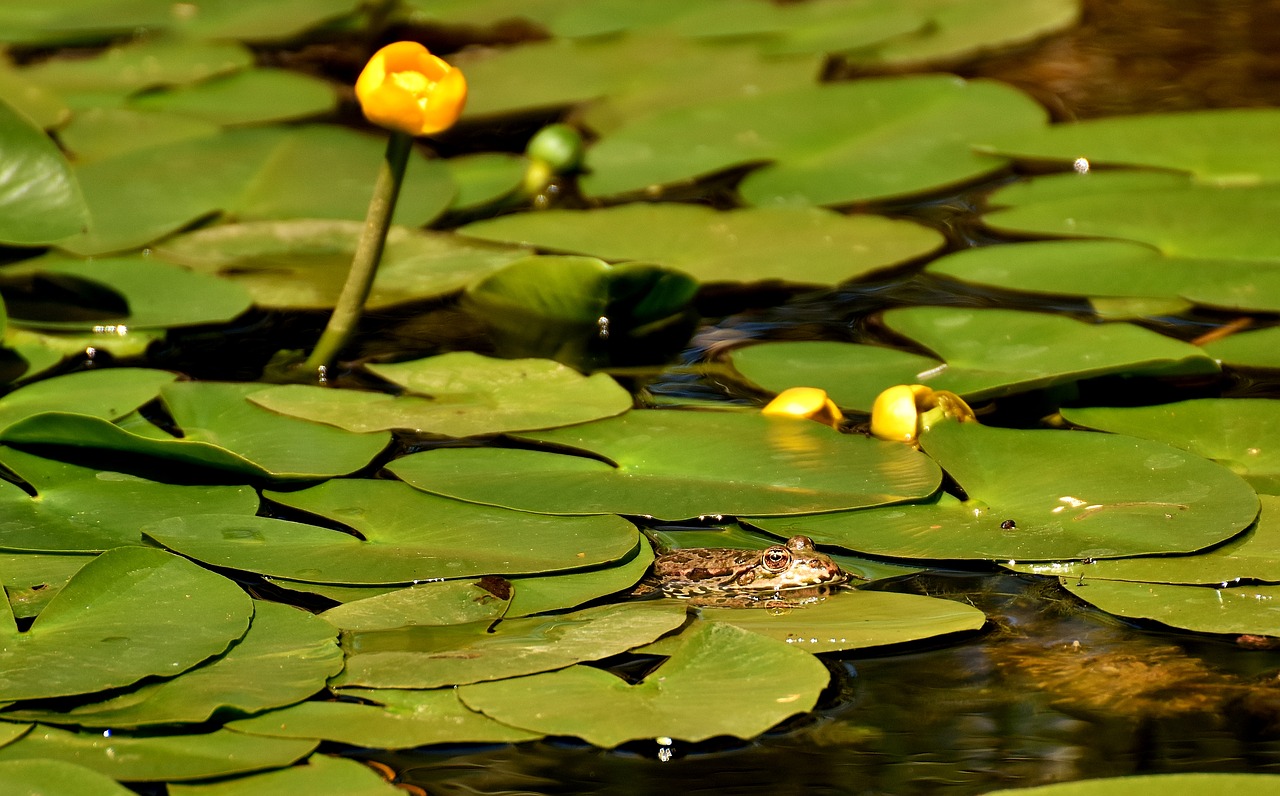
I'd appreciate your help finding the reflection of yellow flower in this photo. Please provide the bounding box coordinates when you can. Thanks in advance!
[355,42,467,136]
[762,387,844,428]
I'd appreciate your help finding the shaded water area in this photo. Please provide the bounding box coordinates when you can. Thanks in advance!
[354,1,1280,791]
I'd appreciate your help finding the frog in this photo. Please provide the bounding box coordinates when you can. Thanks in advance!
[642,535,849,602]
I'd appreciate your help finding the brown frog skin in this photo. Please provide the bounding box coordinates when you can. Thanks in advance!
[648,535,848,596]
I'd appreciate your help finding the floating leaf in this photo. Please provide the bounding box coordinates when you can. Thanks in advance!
[0,367,176,432]
[1062,399,1280,495]
[0,725,316,782]
[19,38,251,96]
[672,0,924,56]
[1203,327,1280,370]
[2,601,341,728]
[701,589,986,652]
[320,580,511,633]
[228,693,539,749]
[334,602,689,689]
[2,254,253,331]
[249,352,633,436]
[167,754,401,796]
[0,758,134,796]
[985,773,1280,796]
[147,478,640,584]
[2,382,391,481]
[458,621,828,747]
[128,68,334,126]
[507,541,654,617]
[172,0,361,42]
[157,220,526,310]
[582,75,1045,206]
[388,409,942,519]
[58,107,220,163]
[0,98,85,246]
[0,446,258,552]
[459,204,943,286]
[0,552,93,619]
[750,420,1259,561]
[445,152,526,211]
[0,547,252,702]
[1063,578,1280,636]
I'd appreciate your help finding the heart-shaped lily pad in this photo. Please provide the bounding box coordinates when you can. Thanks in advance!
[459,204,943,287]
[457,620,828,747]
[1,382,391,481]
[0,546,253,702]
[749,420,1259,561]
[0,446,258,552]
[227,691,540,749]
[146,478,639,584]
[1063,578,1280,636]
[248,352,632,436]
[334,602,689,689]
[167,754,402,796]
[2,601,341,728]
[388,409,942,519]
[0,724,316,782]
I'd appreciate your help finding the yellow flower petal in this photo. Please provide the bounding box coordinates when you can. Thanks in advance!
[762,387,845,428]
[355,41,467,137]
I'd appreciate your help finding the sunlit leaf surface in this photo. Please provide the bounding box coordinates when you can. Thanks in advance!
[0,758,135,796]
[167,754,402,796]
[0,99,85,246]
[1063,578,1280,636]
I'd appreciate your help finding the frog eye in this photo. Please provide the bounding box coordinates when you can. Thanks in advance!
[762,547,791,572]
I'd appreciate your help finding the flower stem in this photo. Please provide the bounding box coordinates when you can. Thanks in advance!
[304,131,413,377]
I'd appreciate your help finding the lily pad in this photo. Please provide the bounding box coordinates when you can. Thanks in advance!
[1063,578,1280,636]
[128,67,334,126]
[702,588,986,652]
[582,75,1046,206]
[983,773,1280,796]
[334,602,689,689]
[1006,494,1280,586]
[0,758,135,796]
[146,477,639,584]
[171,0,361,43]
[248,352,632,436]
[749,420,1259,561]
[457,621,828,747]
[1062,399,1280,495]
[320,579,511,633]
[1,601,341,728]
[0,367,176,432]
[459,204,943,286]
[2,254,253,331]
[167,754,402,796]
[0,546,253,702]
[1203,327,1280,369]
[1,381,392,481]
[227,693,539,748]
[507,541,655,617]
[0,552,93,619]
[672,0,925,56]
[58,107,220,162]
[387,409,943,520]
[0,724,316,782]
[0,446,258,552]
[19,38,251,97]
[0,98,85,247]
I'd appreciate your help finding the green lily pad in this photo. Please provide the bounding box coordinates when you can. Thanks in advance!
[0,759,135,796]
[749,420,1259,561]
[0,724,316,782]
[0,98,85,246]
[0,546,252,702]
[459,204,943,286]
[320,579,511,633]
[146,477,639,584]
[702,588,985,652]
[2,381,391,481]
[334,602,689,689]
[0,65,70,129]
[0,3,171,47]
[458,620,828,747]
[672,0,925,56]
[156,220,526,310]
[248,352,632,436]
[172,0,361,43]
[1203,327,1280,369]
[0,446,258,552]
[979,109,1280,185]
[58,107,220,162]
[984,171,1280,261]
[1062,399,1280,495]
[59,126,454,256]
[228,693,539,749]
[19,38,251,97]
[729,341,938,413]
[2,601,341,728]
[582,75,1045,206]
[127,67,334,126]
[5,327,160,373]
[445,152,527,211]
[1063,578,1280,636]
[983,773,1280,796]
[507,541,655,617]
[0,552,92,619]
[0,722,29,747]
[167,754,401,796]
[388,409,942,520]
[2,254,253,331]
[0,367,176,432]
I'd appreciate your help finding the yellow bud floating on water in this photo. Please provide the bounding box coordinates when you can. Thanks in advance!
[762,387,845,429]
[870,384,976,443]
[355,41,467,136]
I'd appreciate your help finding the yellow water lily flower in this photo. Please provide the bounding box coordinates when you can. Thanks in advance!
[762,387,845,428]
[355,41,467,136]
[870,384,975,443]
